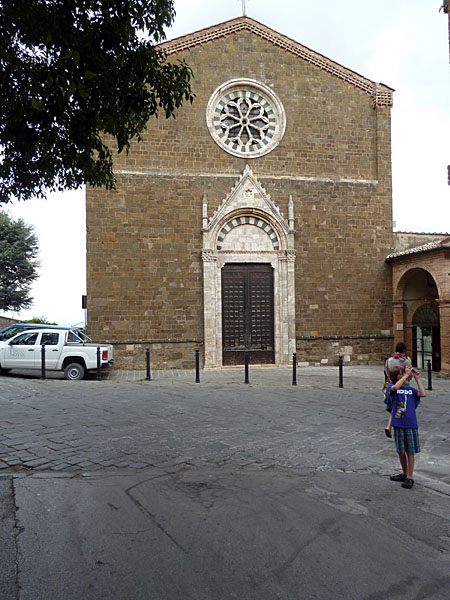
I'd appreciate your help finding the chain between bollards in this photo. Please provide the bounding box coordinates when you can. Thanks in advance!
[338,355,343,388]
[146,347,151,381]
[96,347,102,381]
[41,344,46,379]
[244,351,249,384]
[427,359,432,391]
[292,352,297,385]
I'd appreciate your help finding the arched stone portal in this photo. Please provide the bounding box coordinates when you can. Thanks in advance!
[202,166,296,367]
[391,266,443,372]
[387,236,450,374]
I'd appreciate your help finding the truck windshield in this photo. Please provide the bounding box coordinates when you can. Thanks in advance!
[1,326,25,340]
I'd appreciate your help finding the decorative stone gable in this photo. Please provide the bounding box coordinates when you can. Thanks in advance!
[203,164,291,247]
[202,166,296,367]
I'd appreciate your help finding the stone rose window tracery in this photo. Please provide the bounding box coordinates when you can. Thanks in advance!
[206,79,286,158]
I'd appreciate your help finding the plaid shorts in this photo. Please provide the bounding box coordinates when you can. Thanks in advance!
[393,427,420,454]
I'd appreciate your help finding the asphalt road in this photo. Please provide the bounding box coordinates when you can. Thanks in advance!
[1,366,449,599]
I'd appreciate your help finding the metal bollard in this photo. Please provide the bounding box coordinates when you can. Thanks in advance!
[96,347,102,381]
[244,351,249,384]
[146,347,151,381]
[338,355,343,388]
[195,348,200,383]
[41,344,46,379]
[427,360,432,391]
[292,352,297,386]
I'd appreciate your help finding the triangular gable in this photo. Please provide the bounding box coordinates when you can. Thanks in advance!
[159,17,393,107]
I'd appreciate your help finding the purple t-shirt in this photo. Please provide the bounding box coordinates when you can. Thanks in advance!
[388,383,419,429]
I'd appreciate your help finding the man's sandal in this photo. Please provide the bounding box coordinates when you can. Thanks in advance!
[390,473,407,482]
[401,478,414,489]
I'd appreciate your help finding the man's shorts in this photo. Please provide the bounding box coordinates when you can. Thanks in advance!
[393,427,420,454]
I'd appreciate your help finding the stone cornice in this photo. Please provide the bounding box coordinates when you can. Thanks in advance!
[159,17,393,107]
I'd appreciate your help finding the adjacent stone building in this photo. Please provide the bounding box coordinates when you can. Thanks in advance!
[86,16,396,369]
[386,235,450,375]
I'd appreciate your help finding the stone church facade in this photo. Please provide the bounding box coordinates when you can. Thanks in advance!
[86,17,396,369]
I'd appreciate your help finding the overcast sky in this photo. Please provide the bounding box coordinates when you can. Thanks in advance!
[4,0,450,326]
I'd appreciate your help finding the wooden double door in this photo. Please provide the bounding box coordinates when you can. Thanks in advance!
[221,263,274,365]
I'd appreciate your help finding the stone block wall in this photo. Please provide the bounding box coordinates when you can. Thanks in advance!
[0,316,19,330]
[111,341,203,370]
[393,232,449,253]
[295,335,392,366]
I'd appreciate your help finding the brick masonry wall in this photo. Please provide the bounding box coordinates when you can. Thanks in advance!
[87,27,393,369]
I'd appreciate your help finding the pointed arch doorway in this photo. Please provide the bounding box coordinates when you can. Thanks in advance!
[201,166,296,368]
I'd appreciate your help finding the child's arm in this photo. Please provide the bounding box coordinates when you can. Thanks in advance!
[391,367,410,392]
[413,370,427,398]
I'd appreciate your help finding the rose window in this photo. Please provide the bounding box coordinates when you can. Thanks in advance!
[206,79,286,158]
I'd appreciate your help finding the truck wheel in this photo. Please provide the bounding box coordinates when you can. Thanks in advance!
[64,363,85,380]
[0,364,11,374]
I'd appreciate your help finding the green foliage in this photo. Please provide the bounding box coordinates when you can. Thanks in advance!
[27,316,57,325]
[0,1,194,202]
[0,212,39,311]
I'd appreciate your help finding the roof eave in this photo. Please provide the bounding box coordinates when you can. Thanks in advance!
[385,246,450,262]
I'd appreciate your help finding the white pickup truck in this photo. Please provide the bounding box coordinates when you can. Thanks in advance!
[0,328,114,380]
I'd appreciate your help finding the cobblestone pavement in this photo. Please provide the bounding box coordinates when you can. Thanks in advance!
[0,366,449,495]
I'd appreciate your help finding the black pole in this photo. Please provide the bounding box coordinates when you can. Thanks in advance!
[244,351,249,384]
[195,348,200,383]
[338,355,343,388]
[292,352,297,386]
[146,347,151,381]
[427,360,432,391]
[96,346,102,381]
[41,344,46,379]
